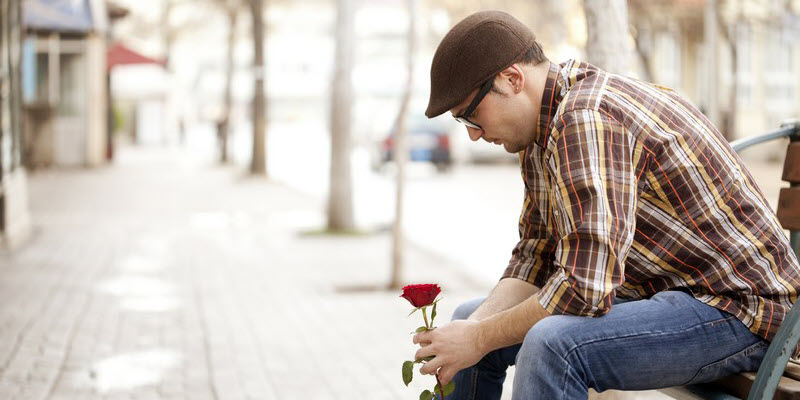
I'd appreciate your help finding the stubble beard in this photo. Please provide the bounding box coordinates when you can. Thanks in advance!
[504,140,522,154]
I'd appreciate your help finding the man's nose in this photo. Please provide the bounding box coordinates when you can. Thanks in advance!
[467,127,483,142]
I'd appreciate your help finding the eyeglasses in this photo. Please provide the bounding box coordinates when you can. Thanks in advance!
[453,79,493,130]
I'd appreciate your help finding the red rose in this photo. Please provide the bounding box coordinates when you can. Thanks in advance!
[400,284,441,308]
[401,283,454,397]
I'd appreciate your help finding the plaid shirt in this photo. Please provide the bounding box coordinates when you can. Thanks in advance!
[503,60,800,343]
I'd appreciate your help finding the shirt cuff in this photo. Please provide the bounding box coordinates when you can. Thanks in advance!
[537,269,613,317]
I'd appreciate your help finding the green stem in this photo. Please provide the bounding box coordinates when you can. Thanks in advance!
[422,306,430,329]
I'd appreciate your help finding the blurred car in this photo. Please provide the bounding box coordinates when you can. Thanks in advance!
[376,115,453,172]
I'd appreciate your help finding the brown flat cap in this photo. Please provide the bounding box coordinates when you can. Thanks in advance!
[425,11,536,118]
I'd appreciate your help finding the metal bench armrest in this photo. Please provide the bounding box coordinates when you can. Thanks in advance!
[730,122,800,153]
[747,302,800,399]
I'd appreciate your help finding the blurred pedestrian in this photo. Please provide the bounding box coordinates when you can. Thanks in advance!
[412,10,800,400]
[178,117,186,146]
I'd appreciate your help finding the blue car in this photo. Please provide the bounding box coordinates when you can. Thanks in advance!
[378,115,453,172]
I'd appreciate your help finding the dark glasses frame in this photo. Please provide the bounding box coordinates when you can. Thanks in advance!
[453,79,493,129]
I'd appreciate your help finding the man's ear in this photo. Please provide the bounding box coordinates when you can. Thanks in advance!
[499,64,525,94]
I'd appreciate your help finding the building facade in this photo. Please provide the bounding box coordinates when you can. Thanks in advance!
[21,0,110,168]
[629,0,800,147]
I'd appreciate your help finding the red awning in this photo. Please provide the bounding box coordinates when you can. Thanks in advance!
[107,42,165,71]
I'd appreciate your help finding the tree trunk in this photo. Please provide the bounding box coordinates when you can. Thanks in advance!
[327,0,355,231]
[0,0,8,176]
[388,0,416,290]
[220,7,237,164]
[250,0,267,175]
[630,13,655,82]
[716,2,738,141]
[703,0,720,128]
[161,0,176,72]
[583,0,631,75]
[6,0,22,169]
[724,41,737,141]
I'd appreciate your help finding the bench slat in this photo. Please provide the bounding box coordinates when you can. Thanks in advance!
[711,371,800,400]
[783,142,800,183]
[778,188,800,230]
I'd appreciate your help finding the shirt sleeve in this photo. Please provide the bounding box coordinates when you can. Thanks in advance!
[537,109,638,317]
[501,181,559,288]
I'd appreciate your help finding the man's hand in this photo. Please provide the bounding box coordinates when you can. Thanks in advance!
[412,320,487,385]
[411,292,552,386]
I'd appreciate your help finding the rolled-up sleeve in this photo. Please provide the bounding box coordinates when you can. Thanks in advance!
[502,183,558,288]
[537,109,638,317]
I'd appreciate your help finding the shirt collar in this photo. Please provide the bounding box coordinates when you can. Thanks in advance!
[533,61,566,149]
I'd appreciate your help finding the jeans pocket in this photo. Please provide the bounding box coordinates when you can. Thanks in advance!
[684,340,769,385]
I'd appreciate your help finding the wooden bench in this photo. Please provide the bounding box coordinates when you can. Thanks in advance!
[660,120,800,400]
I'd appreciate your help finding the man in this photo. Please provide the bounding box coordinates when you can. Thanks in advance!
[412,10,800,400]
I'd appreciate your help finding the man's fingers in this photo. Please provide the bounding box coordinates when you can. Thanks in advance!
[412,331,432,344]
[437,368,455,386]
[419,356,443,375]
[415,343,436,361]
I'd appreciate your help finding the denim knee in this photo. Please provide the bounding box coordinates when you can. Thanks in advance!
[451,297,485,321]
[522,316,575,357]
[514,316,593,398]
[518,316,584,378]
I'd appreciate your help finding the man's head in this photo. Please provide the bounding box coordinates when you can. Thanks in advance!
[426,11,549,153]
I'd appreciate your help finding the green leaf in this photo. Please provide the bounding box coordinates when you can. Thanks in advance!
[442,381,456,396]
[431,302,437,325]
[419,390,433,400]
[408,307,421,317]
[433,381,455,397]
[402,361,413,386]
[415,326,428,333]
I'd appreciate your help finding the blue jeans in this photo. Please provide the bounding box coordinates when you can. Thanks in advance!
[444,291,768,400]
